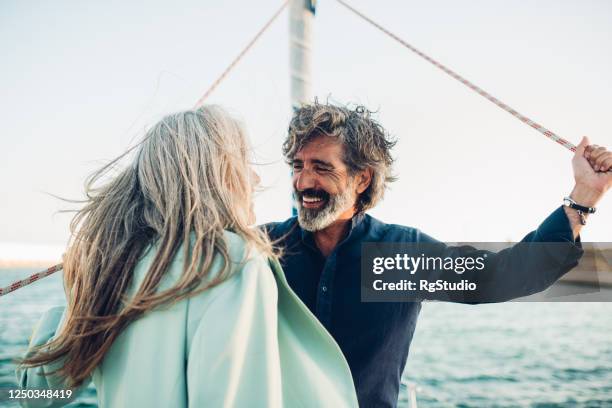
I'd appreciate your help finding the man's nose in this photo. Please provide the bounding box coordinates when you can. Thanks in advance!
[294,168,316,191]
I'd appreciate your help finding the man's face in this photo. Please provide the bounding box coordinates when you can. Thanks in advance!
[291,134,359,231]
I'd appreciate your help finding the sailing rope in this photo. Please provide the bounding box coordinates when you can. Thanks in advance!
[194,0,289,108]
[0,264,63,296]
[335,0,577,152]
[0,1,289,298]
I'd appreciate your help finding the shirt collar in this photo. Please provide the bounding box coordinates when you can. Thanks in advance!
[299,212,367,251]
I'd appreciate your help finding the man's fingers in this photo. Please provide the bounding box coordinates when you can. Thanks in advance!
[592,148,611,170]
[584,144,599,159]
[575,136,590,159]
[578,139,612,173]
[599,156,612,172]
[590,146,608,161]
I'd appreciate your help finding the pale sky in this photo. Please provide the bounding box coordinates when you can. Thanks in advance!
[1,0,611,261]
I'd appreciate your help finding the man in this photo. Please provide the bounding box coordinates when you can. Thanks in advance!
[264,102,612,407]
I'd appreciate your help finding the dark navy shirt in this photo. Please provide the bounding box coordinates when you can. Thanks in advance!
[264,206,582,407]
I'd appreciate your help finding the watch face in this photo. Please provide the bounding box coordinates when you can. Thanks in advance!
[563,198,572,207]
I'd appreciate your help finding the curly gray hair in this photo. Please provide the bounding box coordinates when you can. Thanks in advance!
[283,101,397,213]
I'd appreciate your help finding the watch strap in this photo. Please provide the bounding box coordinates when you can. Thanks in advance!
[563,197,596,214]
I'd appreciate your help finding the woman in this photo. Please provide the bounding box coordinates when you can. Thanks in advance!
[17,106,358,407]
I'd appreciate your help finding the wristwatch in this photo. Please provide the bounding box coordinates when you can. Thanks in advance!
[563,197,596,225]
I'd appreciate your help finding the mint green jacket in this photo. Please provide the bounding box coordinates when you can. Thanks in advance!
[17,232,358,407]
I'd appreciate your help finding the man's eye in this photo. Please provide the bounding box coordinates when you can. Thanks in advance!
[292,163,303,170]
[316,167,330,173]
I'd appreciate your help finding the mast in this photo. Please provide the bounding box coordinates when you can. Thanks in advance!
[289,0,316,111]
[289,0,316,215]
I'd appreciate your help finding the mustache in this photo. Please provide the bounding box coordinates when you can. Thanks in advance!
[295,188,330,200]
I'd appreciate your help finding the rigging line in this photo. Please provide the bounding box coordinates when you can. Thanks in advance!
[1,1,291,297]
[0,264,62,297]
[335,0,577,152]
[193,0,290,108]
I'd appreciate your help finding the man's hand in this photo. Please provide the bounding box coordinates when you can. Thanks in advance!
[572,137,612,199]
[585,142,612,175]
[564,136,612,238]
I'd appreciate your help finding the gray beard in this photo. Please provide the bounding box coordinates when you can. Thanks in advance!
[296,184,355,232]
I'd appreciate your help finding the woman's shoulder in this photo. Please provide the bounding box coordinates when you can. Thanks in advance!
[133,230,273,295]
[220,230,274,285]
[222,229,255,263]
[180,230,275,299]
[185,232,277,341]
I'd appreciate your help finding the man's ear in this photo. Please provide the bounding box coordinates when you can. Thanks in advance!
[355,168,372,194]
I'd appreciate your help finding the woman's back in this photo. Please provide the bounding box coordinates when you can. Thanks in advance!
[19,231,358,408]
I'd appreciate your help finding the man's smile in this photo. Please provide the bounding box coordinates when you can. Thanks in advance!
[298,189,330,209]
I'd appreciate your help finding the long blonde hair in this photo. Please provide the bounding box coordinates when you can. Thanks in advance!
[20,105,274,386]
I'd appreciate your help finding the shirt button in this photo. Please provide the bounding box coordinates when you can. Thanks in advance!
[322,286,328,292]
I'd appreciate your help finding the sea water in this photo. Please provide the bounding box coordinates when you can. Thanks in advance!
[1,269,611,407]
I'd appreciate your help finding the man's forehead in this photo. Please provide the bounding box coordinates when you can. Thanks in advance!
[295,134,344,159]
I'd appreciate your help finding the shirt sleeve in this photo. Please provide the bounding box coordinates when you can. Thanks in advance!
[414,206,584,303]
[16,306,89,408]
[186,255,283,408]
[533,205,581,243]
